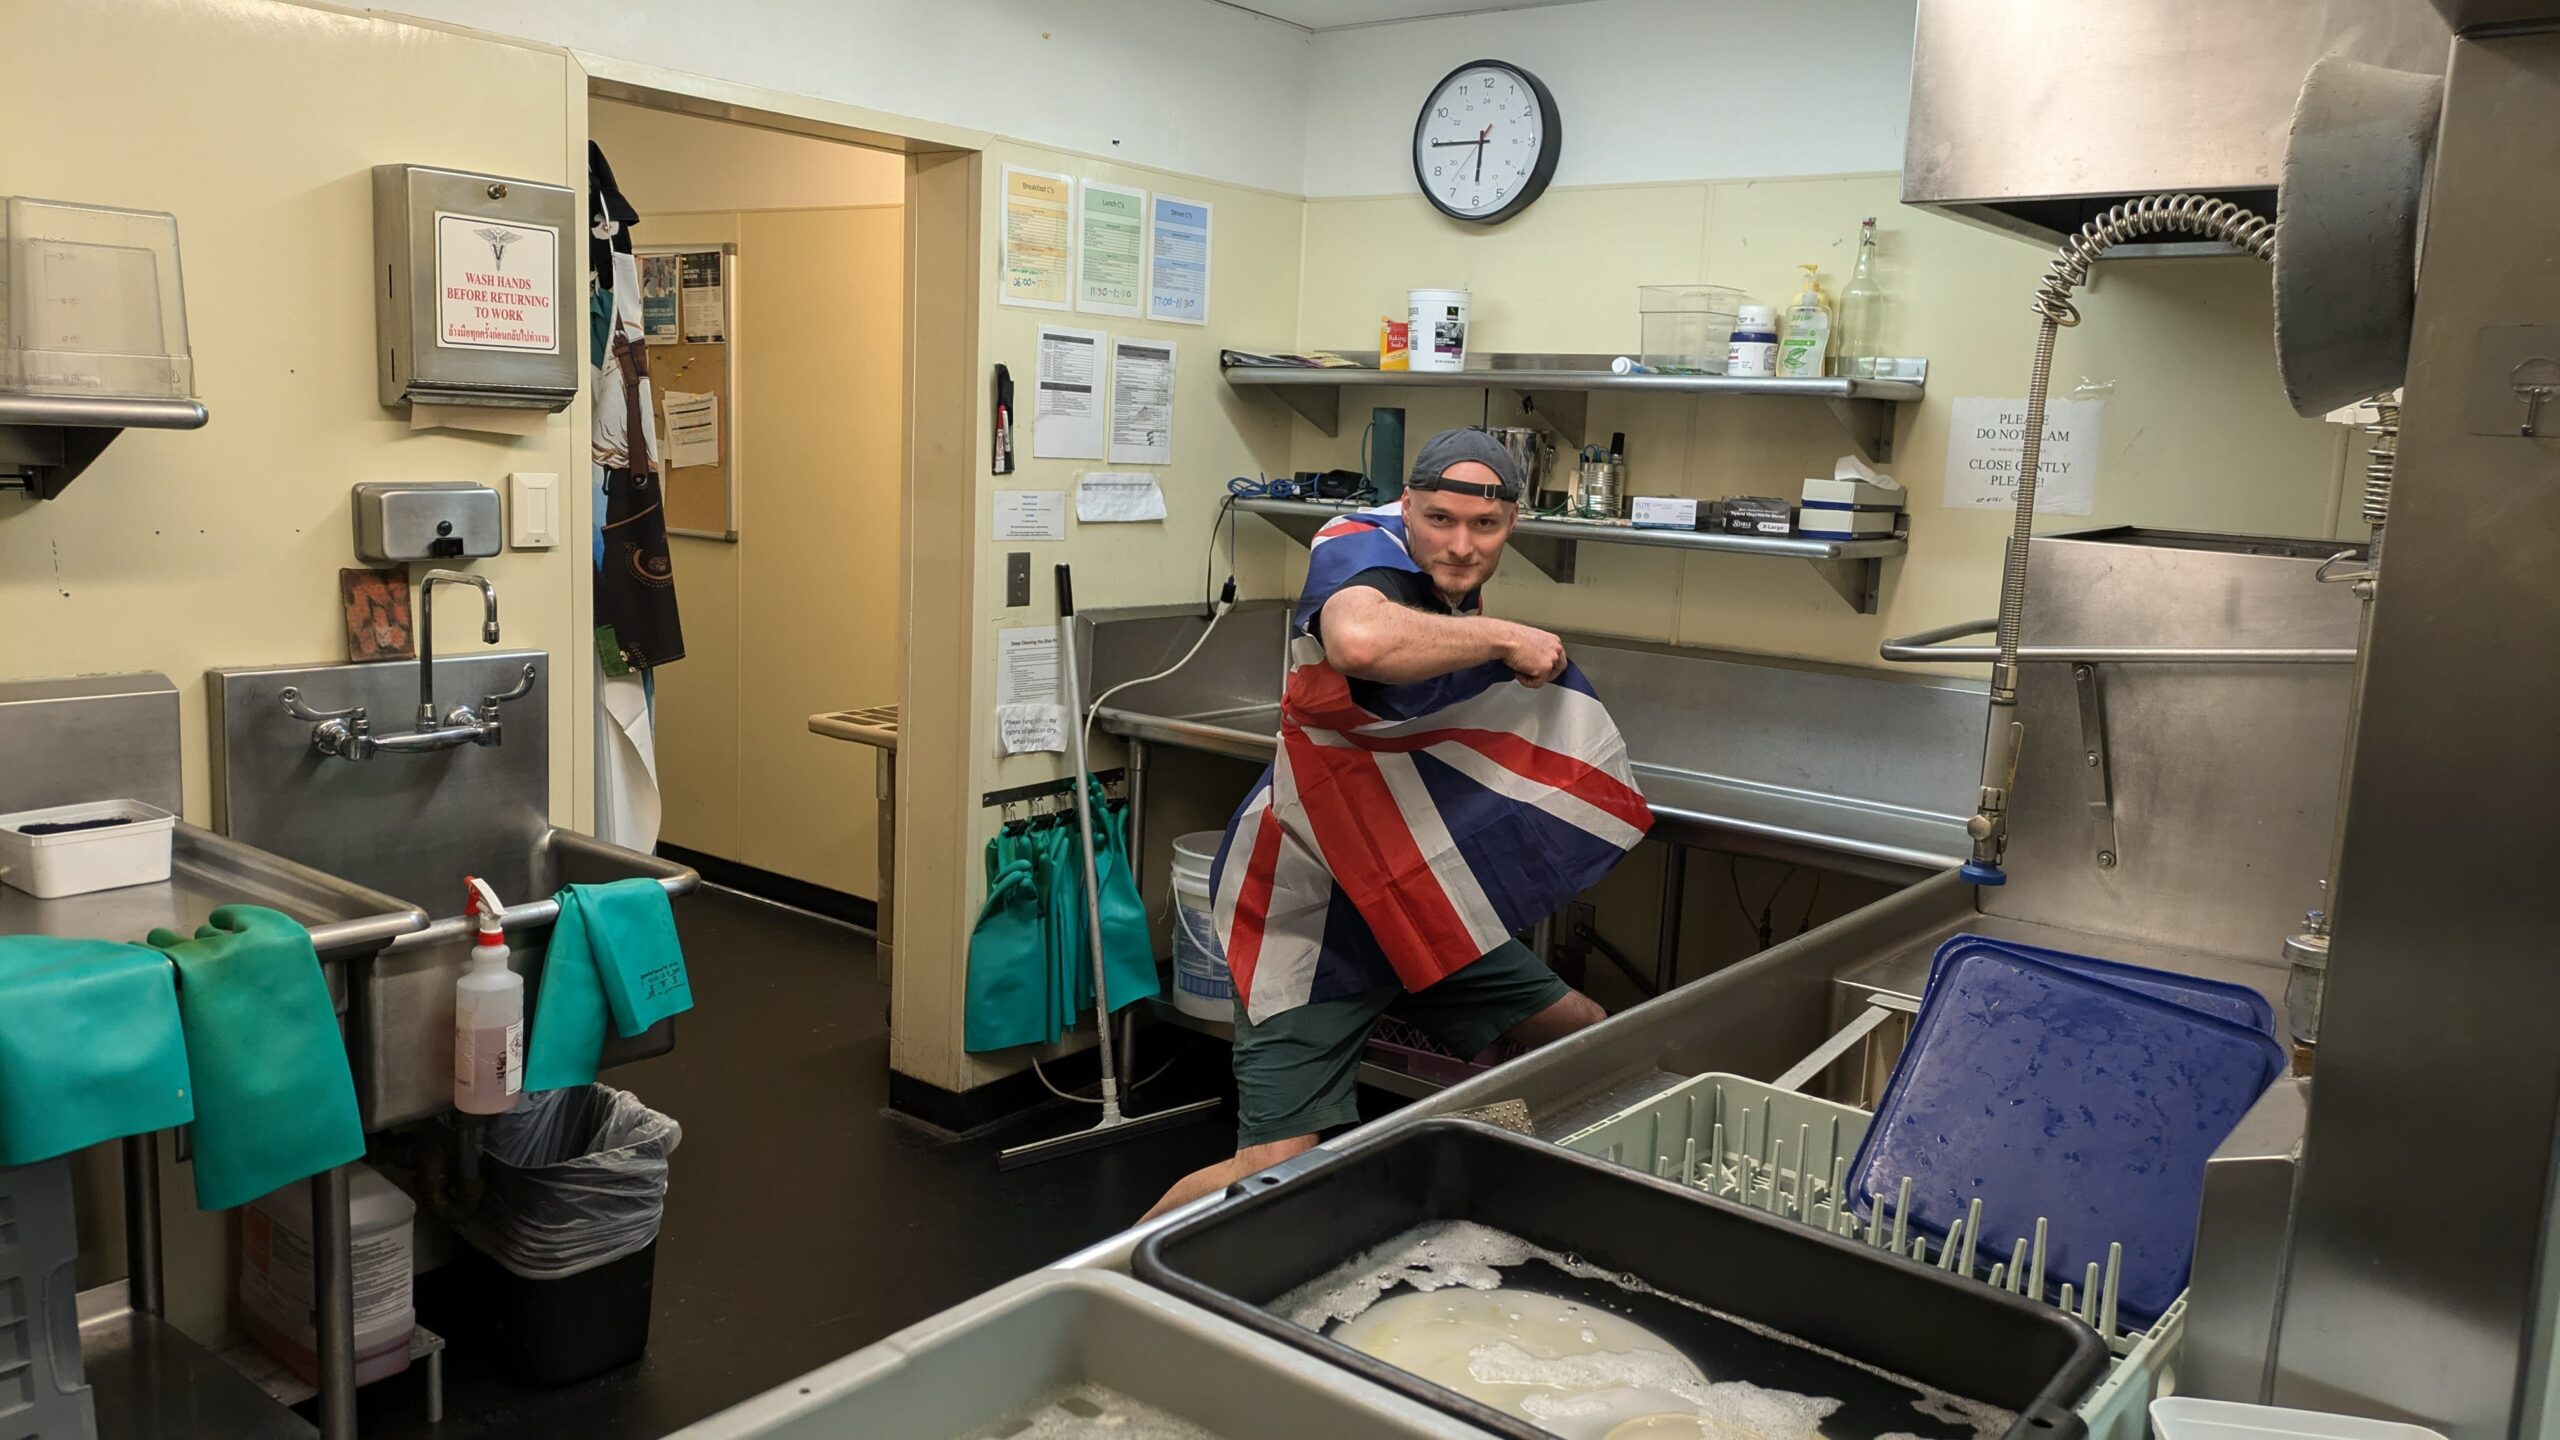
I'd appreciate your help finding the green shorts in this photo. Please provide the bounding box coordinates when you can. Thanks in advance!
[1230,939,1568,1148]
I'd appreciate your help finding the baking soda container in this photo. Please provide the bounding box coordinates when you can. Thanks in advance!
[1169,831,1233,1019]
[1407,289,1471,373]
[1726,305,1780,377]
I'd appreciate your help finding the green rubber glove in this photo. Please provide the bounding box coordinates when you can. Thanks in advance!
[147,907,363,1212]
[0,937,193,1166]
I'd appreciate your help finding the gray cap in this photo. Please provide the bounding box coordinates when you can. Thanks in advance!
[1407,428,1524,502]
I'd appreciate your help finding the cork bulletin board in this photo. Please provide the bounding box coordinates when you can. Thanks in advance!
[641,244,739,540]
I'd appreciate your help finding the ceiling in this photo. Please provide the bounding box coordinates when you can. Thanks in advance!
[1216,0,1595,33]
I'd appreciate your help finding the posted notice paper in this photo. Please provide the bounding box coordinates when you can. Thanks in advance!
[993,489,1067,541]
[997,703,1066,755]
[1108,339,1177,466]
[1943,396,2105,516]
[678,251,725,342]
[1000,166,1074,310]
[1076,471,1167,523]
[997,627,1058,706]
[1147,194,1211,325]
[1076,180,1147,318]
[660,391,719,469]
[1032,325,1107,460]
[639,253,680,344]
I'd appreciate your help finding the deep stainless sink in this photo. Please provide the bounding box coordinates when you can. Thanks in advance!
[353,827,697,1129]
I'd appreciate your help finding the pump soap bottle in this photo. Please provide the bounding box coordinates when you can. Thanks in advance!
[1777,264,1832,379]
[453,876,524,1114]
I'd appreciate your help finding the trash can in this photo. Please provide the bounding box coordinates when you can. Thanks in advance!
[456,1085,680,1386]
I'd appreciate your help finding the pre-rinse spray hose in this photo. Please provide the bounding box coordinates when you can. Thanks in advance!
[1965,196,2280,885]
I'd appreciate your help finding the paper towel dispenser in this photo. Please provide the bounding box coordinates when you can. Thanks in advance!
[372,164,578,413]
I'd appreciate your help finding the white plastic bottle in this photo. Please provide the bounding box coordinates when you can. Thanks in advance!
[1777,263,1831,379]
[453,875,524,1114]
[1726,305,1780,378]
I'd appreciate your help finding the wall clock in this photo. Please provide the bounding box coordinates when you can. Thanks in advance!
[1411,59,1561,225]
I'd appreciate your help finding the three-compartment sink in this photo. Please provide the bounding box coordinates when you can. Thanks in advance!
[207,655,703,1130]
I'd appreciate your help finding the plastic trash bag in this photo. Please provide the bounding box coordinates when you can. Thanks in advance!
[467,1084,679,1280]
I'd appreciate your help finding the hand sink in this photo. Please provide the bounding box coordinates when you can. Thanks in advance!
[352,827,698,1130]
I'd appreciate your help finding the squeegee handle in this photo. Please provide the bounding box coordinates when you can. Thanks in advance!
[1055,564,1075,618]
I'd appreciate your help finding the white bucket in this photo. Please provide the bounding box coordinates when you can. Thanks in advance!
[1169,830,1232,1020]
[1407,288,1471,373]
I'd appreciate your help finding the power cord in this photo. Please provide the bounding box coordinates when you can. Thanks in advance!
[1729,859,1817,952]
[1031,1040,1194,1105]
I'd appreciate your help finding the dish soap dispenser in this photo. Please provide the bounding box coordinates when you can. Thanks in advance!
[1777,263,1831,379]
[453,876,524,1115]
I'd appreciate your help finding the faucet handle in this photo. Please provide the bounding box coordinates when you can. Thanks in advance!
[482,663,537,707]
[281,686,363,723]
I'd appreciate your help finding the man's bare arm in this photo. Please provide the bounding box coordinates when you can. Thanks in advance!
[1318,587,1566,686]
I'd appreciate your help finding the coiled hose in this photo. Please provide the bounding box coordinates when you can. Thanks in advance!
[1967,196,2279,881]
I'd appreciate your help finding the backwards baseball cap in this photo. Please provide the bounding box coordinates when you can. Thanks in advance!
[1406,428,1525,503]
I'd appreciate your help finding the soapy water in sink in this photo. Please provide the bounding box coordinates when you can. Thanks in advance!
[961,1381,1227,1440]
[1278,1221,2015,1440]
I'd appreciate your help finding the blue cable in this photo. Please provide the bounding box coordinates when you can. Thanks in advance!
[1226,474,1306,500]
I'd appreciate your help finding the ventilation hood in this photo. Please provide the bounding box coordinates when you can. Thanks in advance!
[1902,0,2452,245]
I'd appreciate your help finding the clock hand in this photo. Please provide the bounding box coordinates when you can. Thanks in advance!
[1429,139,1487,148]
[1473,123,1492,182]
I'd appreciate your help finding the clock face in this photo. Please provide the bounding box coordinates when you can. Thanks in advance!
[1412,60,1559,224]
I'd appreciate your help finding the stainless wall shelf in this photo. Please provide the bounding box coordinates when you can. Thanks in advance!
[1237,497,1906,613]
[1221,352,1925,462]
[0,392,208,499]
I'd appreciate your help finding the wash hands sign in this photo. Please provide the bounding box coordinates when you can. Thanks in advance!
[435,211,560,353]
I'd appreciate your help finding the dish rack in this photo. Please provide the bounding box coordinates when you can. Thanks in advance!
[1559,1071,2182,1440]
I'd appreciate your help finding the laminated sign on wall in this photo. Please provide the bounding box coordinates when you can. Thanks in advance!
[436,212,560,352]
[1943,397,2105,516]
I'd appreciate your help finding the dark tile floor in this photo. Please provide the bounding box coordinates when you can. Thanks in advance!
[358,886,1240,1440]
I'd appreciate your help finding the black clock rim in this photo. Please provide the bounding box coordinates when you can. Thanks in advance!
[1410,57,1562,226]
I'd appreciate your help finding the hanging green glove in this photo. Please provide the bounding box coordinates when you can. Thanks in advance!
[964,834,1051,1052]
[1090,781,1162,1013]
[147,907,363,1212]
[0,937,193,1166]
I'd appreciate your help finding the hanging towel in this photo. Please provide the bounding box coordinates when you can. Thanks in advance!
[526,879,692,1091]
[1090,780,1162,1013]
[963,834,1051,1053]
[146,908,363,1212]
[0,937,194,1166]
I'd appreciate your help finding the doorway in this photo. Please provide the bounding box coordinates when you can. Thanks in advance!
[586,95,908,928]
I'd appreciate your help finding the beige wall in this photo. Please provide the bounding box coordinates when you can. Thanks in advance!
[1286,175,2356,671]
[889,143,1305,1092]
[0,0,591,1345]
[588,103,907,897]
[592,97,905,212]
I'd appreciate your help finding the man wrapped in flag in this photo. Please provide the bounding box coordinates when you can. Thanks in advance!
[1145,429,1651,1218]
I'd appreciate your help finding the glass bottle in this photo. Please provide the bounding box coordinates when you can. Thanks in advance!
[1833,217,1885,378]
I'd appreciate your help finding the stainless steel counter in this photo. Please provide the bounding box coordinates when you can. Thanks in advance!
[0,822,428,962]
[1085,603,1983,880]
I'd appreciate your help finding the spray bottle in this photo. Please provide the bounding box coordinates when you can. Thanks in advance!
[1777,263,1832,379]
[453,876,524,1114]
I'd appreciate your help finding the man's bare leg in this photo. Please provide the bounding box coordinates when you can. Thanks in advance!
[1506,988,1606,1046]
[1142,1133,1318,1222]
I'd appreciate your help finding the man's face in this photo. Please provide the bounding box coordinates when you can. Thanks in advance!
[1401,462,1517,599]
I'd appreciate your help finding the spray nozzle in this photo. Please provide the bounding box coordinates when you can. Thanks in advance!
[465,876,506,940]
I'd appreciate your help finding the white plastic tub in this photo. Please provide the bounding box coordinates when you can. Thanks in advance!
[2151,1399,2449,1440]
[1169,830,1232,1020]
[0,798,176,898]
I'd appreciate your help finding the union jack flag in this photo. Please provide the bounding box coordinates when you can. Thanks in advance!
[1210,503,1652,1023]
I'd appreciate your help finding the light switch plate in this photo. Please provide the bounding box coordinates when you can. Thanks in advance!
[510,471,560,549]
[1006,551,1031,607]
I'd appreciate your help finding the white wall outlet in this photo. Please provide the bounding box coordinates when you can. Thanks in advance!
[509,471,560,549]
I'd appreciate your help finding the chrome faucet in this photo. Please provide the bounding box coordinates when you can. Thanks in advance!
[416,570,499,728]
[280,570,536,759]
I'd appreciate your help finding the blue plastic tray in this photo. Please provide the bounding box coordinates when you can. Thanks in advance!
[1927,934,2278,1037]
[1849,947,2286,1327]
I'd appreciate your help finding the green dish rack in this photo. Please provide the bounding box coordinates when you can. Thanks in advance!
[1559,1071,2181,1440]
